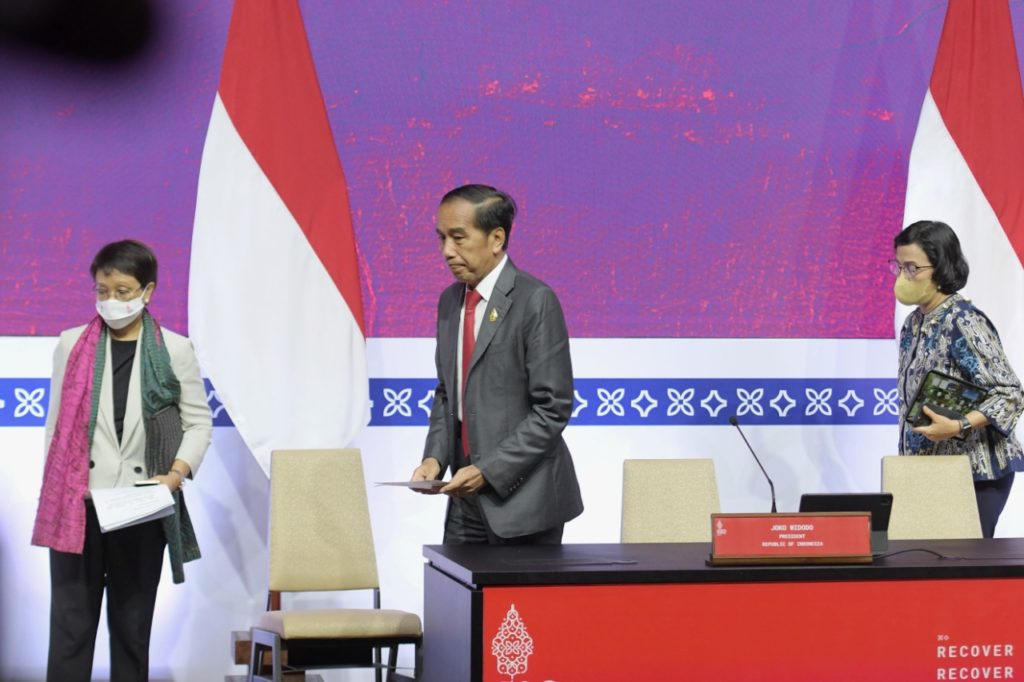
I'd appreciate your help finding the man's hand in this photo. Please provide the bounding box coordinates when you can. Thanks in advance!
[440,465,487,498]
[411,458,443,494]
[911,405,962,442]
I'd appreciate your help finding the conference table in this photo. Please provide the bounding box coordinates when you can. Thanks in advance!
[422,540,1024,681]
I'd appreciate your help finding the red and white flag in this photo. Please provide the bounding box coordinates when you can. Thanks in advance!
[902,0,1024,375]
[189,0,369,474]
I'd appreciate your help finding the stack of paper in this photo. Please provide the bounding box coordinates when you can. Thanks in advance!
[90,485,175,533]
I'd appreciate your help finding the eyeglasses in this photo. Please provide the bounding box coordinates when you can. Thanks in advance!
[888,260,934,279]
[93,285,143,302]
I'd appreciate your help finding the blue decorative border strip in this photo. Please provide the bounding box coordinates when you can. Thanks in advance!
[369,378,899,426]
[0,379,234,427]
[1,378,898,428]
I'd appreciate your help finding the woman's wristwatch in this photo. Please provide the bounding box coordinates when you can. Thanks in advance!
[958,415,973,436]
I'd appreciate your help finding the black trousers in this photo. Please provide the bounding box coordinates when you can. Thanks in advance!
[975,471,1015,539]
[444,494,565,545]
[444,431,564,545]
[48,500,166,682]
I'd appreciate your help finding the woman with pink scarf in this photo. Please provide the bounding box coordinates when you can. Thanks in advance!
[32,240,212,682]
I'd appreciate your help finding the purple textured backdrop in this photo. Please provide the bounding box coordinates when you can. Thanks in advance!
[3,1,1021,338]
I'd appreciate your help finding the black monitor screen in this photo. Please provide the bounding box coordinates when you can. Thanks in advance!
[798,492,893,531]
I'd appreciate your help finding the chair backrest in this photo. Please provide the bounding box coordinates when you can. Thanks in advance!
[268,448,380,592]
[881,455,982,540]
[621,458,721,543]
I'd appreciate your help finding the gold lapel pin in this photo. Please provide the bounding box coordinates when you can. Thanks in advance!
[489,309,499,322]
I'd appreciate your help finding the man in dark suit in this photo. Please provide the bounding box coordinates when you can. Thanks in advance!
[411,184,584,544]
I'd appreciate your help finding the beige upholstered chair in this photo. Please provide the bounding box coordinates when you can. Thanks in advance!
[249,449,422,682]
[881,455,982,540]
[621,458,721,543]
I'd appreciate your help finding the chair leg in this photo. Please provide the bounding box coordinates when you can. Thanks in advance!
[270,634,283,682]
[375,645,383,682]
[248,630,260,682]
[249,629,285,682]
[387,645,399,680]
[415,639,423,680]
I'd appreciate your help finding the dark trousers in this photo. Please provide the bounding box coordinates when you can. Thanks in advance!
[443,491,564,545]
[444,431,564,545]
[48,500,166,682]
[975,471,1015,539]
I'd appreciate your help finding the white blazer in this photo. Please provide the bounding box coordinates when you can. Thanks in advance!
[44,323,213,489]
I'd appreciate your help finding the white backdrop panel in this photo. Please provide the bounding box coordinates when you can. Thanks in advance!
[3,336,1022,680]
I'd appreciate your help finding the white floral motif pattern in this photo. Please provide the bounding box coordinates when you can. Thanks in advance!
[596,388,625,417]
[14,387,45,418]
[736,388,764,417]
[491,603,534,680]
[382,388,412,418]
[666,387,695,417]
[873,387,898,416]
[805,387,832,416]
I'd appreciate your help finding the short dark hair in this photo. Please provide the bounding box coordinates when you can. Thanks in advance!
[90,239,159,286]
[440,184,516,251]
[893,220,968,293]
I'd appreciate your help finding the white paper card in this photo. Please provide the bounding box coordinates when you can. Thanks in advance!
[375,480,448,491]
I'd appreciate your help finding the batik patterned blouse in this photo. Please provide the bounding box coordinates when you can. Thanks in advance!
[898,294,1024,480]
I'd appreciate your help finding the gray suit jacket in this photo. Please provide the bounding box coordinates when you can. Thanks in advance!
[423,258,584,537]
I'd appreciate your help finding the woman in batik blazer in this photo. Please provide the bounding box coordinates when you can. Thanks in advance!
[893,220,1024,537]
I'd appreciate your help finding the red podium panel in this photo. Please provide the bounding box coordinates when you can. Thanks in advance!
[481,578,1023,682]
[422,540,1024,682]
[710,512,872,565]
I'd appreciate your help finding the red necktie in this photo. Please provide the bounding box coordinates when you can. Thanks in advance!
[461,288,483,458]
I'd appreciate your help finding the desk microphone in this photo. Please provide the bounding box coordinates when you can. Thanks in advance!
[728,415,777,514]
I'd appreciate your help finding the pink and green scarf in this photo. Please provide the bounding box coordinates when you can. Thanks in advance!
[32,312,199,583]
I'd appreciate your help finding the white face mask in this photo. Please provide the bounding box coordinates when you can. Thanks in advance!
[96,294,146,330]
